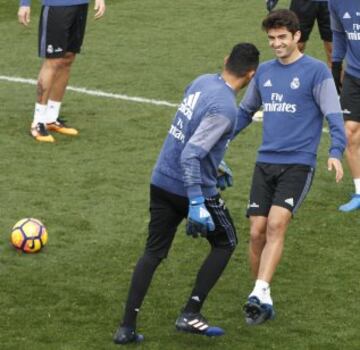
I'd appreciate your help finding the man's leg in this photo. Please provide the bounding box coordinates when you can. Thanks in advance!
[113,186,186,345]
[183,246,235,314]
[256,206,291,283]
[248,216,267,279]
[46,52,79,135]
[339,121,360,211]
[31,56,74,142]
[339,74,360,212]
[317,1,333,68]
[176,195,237,337]
[323,41,332,69]
[48,52,76,103]
[118,253,163,326]
[244,206,291,325]
[289,0,314,53]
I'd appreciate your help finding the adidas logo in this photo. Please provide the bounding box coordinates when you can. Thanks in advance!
[249,202,260,208]
[343,12,351,19]
[263,79,272,87]
[191,295,201,302]
[178,91,201,120]
[188,319,208,331]
[285,198,294,207]
[199,207,210,218]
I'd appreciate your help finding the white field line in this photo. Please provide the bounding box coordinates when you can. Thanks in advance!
[0,75,178,108]
[0,75,328,131]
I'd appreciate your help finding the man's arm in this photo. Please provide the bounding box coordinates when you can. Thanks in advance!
[233,78,262,138]
[313,73,346,182]
[18,0,31,26]
[94,0,106,19]
[181,113,232,198]
[181,113,232,236]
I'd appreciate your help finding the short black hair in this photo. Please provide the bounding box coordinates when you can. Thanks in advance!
[262,9,300,35]
[225,43,260,77]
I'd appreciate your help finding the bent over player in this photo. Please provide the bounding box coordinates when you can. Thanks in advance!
[235,9,346,325]
[18,0,106,142]
[112,43,259,345]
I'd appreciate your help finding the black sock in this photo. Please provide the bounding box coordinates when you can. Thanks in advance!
[184,247,234,314]
[121,253,162,329]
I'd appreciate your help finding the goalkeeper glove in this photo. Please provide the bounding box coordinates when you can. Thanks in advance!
[186,196,215,238]
[217,160,233,191]
[266,0,279,12]
[332,61,342,95]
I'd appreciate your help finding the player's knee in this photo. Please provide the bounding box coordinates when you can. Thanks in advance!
[214,240,237,254]
[266,219,286,241]
[63,52,76,65]
[143,252,163,266]
[250,226,266,244]
[345,128,360,150]
[45,55,75,71]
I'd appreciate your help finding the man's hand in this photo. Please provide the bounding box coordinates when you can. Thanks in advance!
[186,196,215,238]
[18,6,31,26]
[331,61,342,95]
[94,0,106,19]
[266,0,279,12]
[217,160,233,191]
[328,157,343,183]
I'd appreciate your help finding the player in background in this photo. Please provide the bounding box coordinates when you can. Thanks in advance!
[112,43,259,345]
[235,9,345,325]
[329,0,360,212]
[289,0,332,67]
[18,0,106,142]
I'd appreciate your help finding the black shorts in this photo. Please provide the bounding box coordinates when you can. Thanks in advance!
[290,0,332,42]
[146,185,238,259]
[38,4,88,58]
[247,163,315,217]
[341,73,360,122]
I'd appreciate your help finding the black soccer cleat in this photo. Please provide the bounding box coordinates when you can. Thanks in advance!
[243,296,275,326]
[175,311,225,337]
[113,326,144,345]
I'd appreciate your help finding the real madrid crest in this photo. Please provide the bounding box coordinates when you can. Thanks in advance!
[290,77,300,90]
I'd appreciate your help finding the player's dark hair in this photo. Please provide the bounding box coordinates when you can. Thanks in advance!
[262,9,300,35]
[225,43,260,77]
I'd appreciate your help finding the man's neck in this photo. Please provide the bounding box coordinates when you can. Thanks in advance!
[279,49,303,65]
[221,71,242,93]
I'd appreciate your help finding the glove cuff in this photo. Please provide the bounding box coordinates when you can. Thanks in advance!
[189,196,205,205]
[186,184,202,199]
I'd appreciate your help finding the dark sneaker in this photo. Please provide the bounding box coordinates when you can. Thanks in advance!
[243,296,275,326]
[47,117,78,136]
[30,123,55,143]
[113,326,144,345]
[175,311,224,337]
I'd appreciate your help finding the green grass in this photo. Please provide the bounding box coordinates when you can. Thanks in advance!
[0,0,359,349]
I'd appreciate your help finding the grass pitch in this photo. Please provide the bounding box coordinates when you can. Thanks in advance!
[0,1,359,349]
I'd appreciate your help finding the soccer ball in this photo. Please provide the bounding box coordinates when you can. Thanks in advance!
[10,218,48,253]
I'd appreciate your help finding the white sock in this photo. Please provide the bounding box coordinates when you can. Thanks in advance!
[33,103,47,125]
[354,179,360,195]
[46,100,61,124]
[249,279,273,305]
